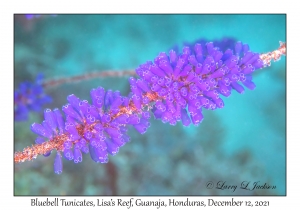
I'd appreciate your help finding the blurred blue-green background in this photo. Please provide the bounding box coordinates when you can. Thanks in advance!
[14,14,286,196]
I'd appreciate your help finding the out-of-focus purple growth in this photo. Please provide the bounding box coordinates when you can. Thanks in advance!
[14,74,52,121]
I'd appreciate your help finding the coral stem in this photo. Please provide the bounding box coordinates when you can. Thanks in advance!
[42,70,135,89]
[260,42,286,67]
[14,134,68,163]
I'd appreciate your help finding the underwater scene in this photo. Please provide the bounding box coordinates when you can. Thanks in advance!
[14,14,286,196]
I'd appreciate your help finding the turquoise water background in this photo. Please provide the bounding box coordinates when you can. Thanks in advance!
[14,14,286,195]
